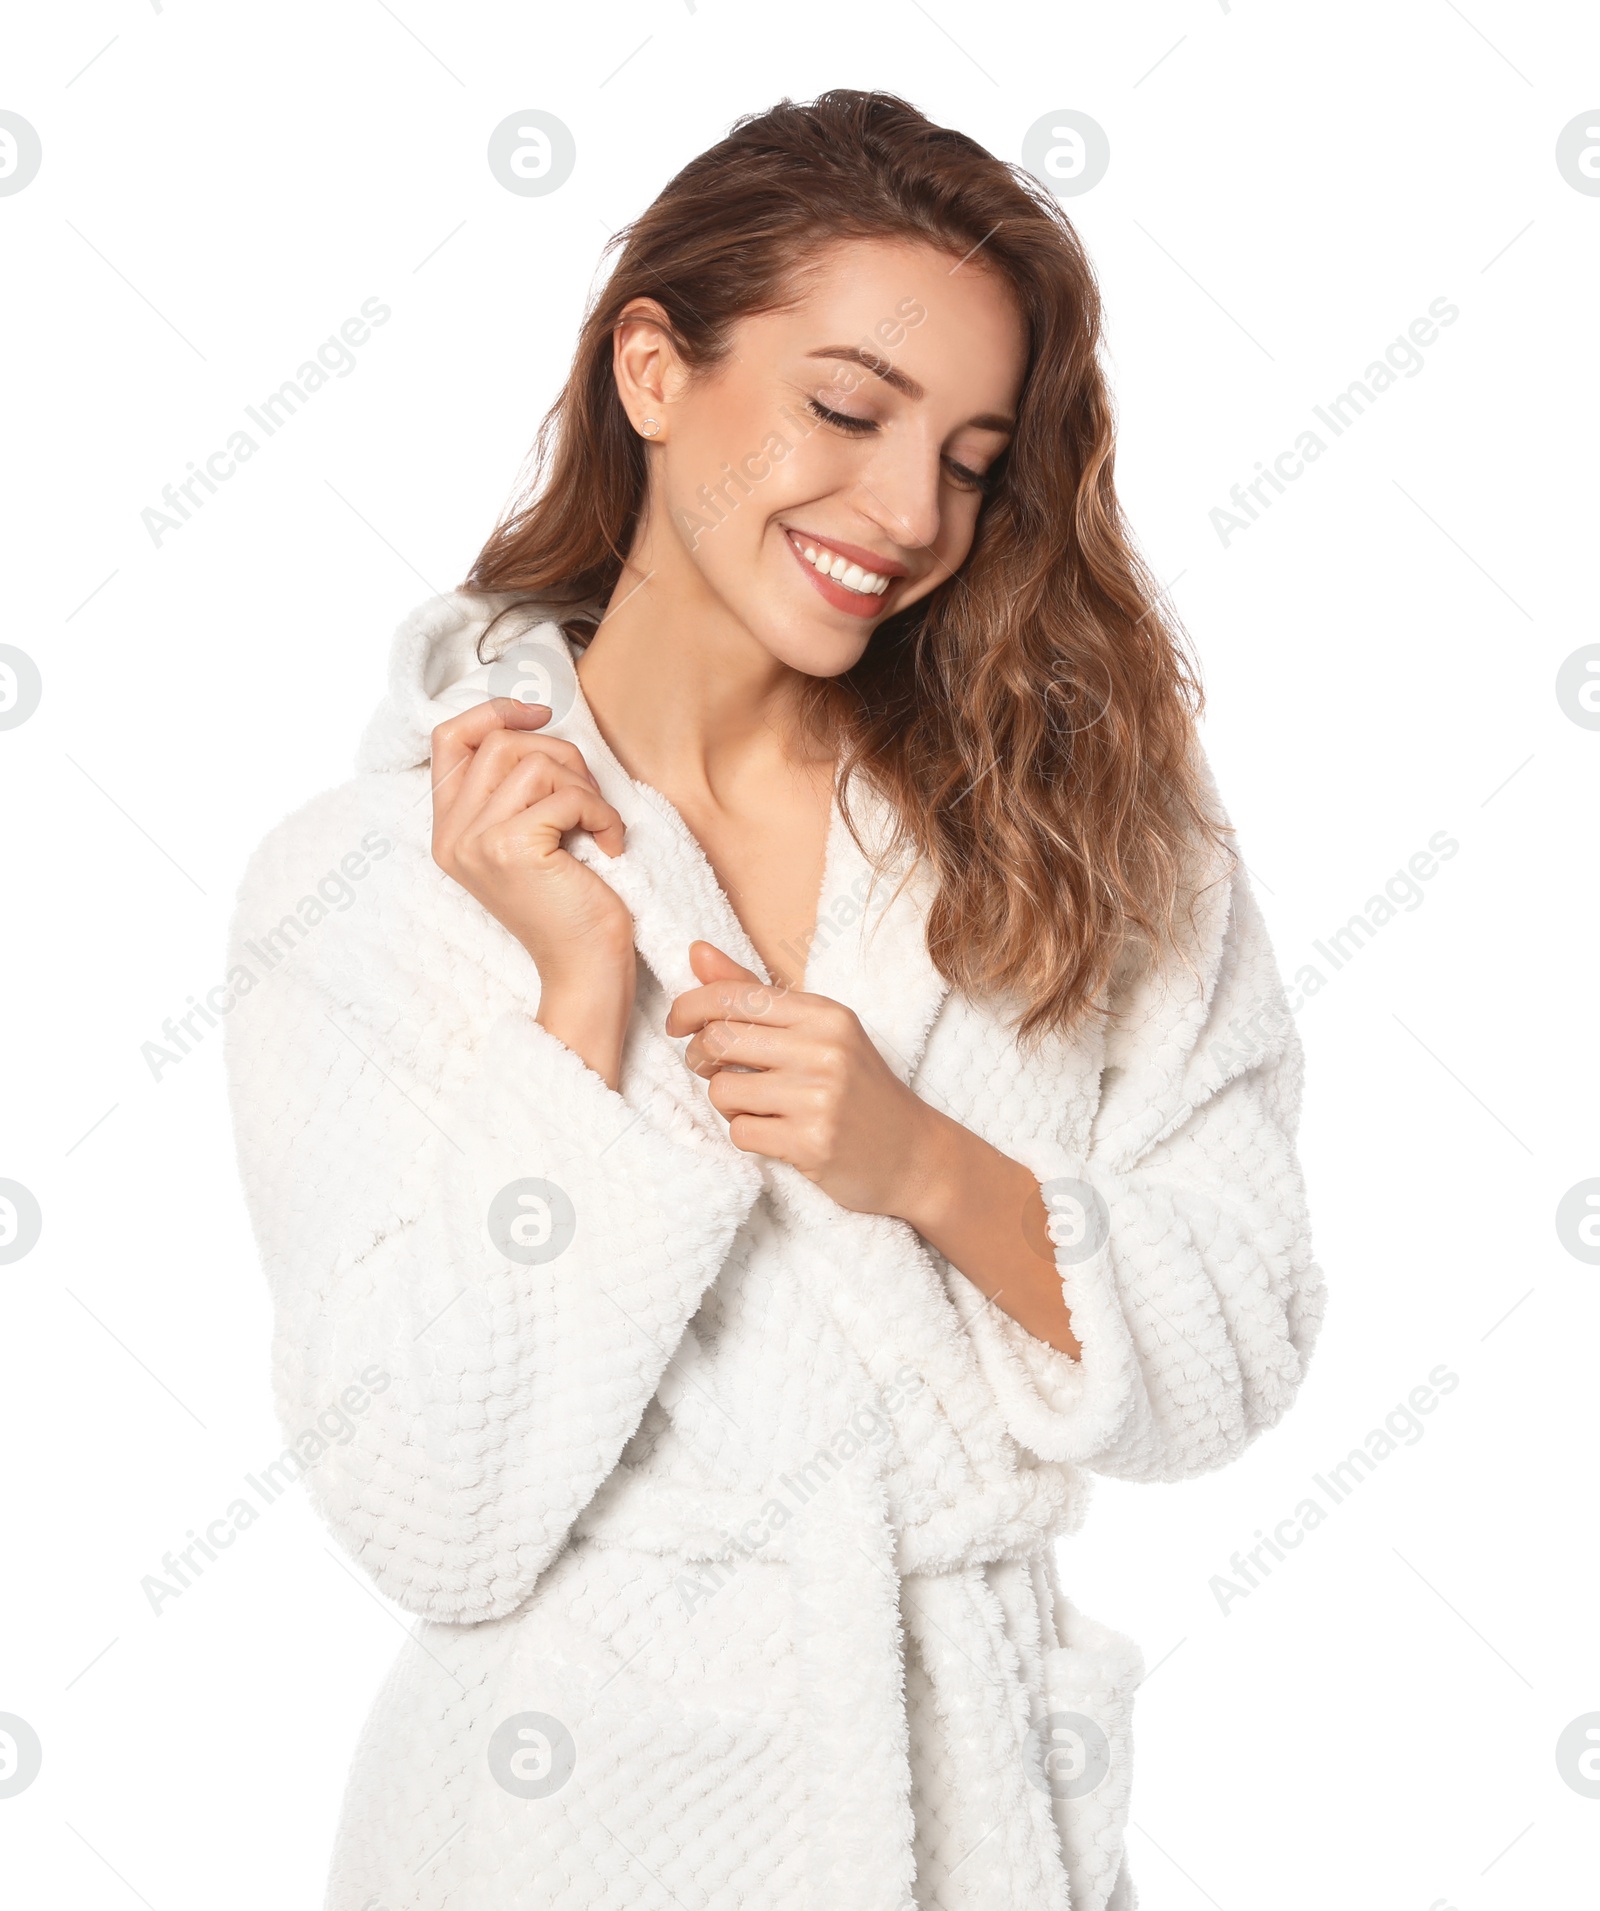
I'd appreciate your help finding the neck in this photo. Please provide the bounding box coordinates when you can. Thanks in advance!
[576,543,831,814]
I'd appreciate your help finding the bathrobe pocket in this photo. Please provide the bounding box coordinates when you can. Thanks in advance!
[1034,1598,1143,1911]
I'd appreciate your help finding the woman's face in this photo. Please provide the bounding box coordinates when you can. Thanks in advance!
[614,237,1030,679]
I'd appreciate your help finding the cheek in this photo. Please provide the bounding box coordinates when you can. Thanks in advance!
[666,470,758,576]
[675,437,824,577]
[662,390,778,524]
[943,499,983,555]
[741,429,841,518]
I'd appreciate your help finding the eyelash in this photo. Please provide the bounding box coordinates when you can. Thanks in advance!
[805,398,997,494]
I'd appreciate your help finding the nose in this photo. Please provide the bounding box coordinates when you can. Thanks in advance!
[852,426,945,561]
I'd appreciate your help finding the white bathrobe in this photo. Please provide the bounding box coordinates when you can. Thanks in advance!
[223,591,1324,1911]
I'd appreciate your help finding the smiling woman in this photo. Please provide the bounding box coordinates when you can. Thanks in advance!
[225,88,1323,1911]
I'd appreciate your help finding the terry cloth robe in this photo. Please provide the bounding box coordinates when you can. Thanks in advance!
[223,591,1325,1911]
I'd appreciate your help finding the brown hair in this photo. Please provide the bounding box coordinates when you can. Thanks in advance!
[464,88,1233,1038]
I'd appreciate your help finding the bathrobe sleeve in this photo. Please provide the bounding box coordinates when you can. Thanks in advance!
[956,858,1325,1481]
[223,782,761,1624]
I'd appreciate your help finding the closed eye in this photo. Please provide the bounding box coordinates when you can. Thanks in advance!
[945,457,995,494]
[807,398,874,436]
[805,398,1001,494]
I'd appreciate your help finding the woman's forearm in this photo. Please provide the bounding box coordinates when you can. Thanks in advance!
[891,1106,1082,1359]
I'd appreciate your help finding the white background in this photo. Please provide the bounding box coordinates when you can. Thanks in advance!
[2,2,1596,1906]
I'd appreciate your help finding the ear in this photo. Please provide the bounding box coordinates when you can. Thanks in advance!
[689,940,761,985]
[612,299,686,434]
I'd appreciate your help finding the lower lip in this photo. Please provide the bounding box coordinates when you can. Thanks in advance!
[784,532,892,620]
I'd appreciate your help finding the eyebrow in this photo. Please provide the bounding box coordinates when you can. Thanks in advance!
[804,346,1015,434]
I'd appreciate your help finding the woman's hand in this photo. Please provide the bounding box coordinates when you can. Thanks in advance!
[669,940,1081,1357]
[431,699,636,1086]
[667,941,940,1217]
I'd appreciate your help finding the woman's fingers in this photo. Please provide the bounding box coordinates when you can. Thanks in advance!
[467,783,629,869]
[433,705,626,863]
[471,749,625,855]
[666,979,805,1039]
[683,1018,798,1077]
[706,1067,794,1119]
[447,729,599,841]
[430,699,551,827]
[722,1114,789,1161]
[689,940,761,986]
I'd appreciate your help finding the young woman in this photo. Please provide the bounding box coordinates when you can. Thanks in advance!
[227,89,1323,1911]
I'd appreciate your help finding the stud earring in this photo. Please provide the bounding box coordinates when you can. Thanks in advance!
[639,417,660,438]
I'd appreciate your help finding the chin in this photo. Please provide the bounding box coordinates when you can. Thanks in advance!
[756,615,876,680]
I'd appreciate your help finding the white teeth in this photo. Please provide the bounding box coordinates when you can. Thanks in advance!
[792,535,892,596]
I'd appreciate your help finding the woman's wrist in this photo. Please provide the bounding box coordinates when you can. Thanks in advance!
[533,959,637,1089]
[882,1098,971,1233]
[893,1107,1082,1357]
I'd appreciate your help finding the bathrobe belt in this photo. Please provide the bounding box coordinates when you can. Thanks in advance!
[573,1445,1081,1911]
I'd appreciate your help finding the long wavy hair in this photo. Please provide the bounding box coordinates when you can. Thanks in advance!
[464,88,1232,1039]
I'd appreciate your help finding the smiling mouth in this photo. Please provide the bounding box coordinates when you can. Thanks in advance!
[783,529,896,598]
